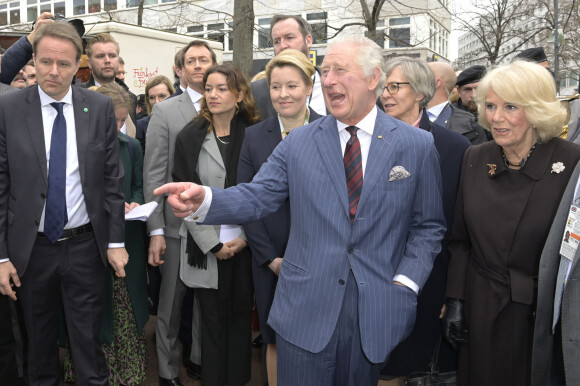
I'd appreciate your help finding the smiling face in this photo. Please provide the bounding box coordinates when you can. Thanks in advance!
[88,42,119,84]
[34,36,80,101]
[269,65,312,120]
[380,67,423,124]
[204,72,243,118]
[485,87,535,156]
[320,43,380,126]
[183,45,214,93]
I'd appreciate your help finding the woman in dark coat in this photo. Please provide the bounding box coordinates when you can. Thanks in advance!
[443,61,580,386]
[237,49,322,386]
[64,83,149,384]
[378,56,470,381]
[172,63,259,386]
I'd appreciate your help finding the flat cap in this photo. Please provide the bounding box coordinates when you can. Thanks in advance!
[456,65,486,87]
[514,47,548,63]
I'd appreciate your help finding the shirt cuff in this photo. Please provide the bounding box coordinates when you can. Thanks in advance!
[0,259,9,264]
[149,228,164,236]
[393,274,419,294]
[185,186,213,223]
[108,243,125,249]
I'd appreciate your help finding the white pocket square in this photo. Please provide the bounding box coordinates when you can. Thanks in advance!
[388,166,411,181]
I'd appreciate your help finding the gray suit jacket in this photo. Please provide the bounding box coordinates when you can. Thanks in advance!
[0,83,16,95]
[532,161,580,385]
[0,85,125,274]
[144,90,197,239]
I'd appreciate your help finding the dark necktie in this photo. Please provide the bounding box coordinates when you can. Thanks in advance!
[44,102,68,243]
[344,126,363,223]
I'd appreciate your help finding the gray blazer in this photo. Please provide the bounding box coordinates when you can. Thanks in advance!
[179,131,246,285]
[0,83,16,95]
[143,91,197,239]
[532,161,580,385]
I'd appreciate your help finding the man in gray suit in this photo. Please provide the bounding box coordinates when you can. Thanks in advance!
[532,161,580,385]
[0,22,127,385]
[252,14,326,119]
[144,40,216,386]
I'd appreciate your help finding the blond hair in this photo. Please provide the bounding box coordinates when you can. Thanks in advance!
[477,61,565,142]
[265,49,315,87]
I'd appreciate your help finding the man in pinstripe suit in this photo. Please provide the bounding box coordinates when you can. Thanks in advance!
[156,35,446,386]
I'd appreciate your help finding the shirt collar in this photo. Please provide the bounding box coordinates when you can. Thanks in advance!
[38,85,73,107]
[186,87,203,103]
[336,106,377,136]
[427,101,447,118]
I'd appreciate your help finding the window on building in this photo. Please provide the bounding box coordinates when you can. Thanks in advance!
[104,0,116,11]
[40,3,50,13]
[27,6,37,21]
[389,17,410,26]
[187,25,204,33]
[308,11,327,44]
[207,22,224,45]
[0,11,6,26]
[88,0,100,13]
[73,0,85,15]
[10,8,20,24]
[54,1,65,16]
[258,28,271,48]
[227,22,233,51]
[389,28,410,48]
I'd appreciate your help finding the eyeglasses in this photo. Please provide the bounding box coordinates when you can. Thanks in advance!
[383,82,410,94]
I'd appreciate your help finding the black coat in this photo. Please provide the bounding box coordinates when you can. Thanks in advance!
[237,108,323,342]
[383,110,470,375]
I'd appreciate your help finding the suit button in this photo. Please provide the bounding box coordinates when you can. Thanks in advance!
[34,220,39,225]
[347,248,354,254]
[40,193,46,199]
[338,279,345,285]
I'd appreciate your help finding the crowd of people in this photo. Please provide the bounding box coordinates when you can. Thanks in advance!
[0,10,578,386]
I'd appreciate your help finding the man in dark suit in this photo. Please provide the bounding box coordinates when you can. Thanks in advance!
[427,62,489,144]
[156,35,445,386]
[251,15,326,119]
[0,22,127,385]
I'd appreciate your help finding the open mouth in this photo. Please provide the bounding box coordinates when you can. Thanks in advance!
[329,93,344,103]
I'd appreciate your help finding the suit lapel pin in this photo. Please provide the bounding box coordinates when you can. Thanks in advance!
[378,135,383,139]
[84,108,88,112]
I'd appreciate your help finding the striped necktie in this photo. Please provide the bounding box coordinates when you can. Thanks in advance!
[344,126,363,223]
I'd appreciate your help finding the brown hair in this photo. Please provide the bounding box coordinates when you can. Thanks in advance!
[200,63,259,130]
[181,40,217,65]
[85,33,120,58]
[145,75,175,114]
[32,22,83,62]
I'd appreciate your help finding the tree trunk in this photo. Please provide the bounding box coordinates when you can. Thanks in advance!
[137,0,144,26]
[232,0,254,80]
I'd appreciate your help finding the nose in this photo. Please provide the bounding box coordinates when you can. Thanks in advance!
[49,62,59,76]
[492,107,504,122]
[322,69,336,87]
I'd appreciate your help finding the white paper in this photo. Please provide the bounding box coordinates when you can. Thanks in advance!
[125,201,158,221]
[220,224,242,243]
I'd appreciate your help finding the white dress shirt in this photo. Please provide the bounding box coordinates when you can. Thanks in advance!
[426,101,447,122]
[309,71,326,116]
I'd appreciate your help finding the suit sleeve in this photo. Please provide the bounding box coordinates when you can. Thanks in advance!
[204,132,291,225]
[237,130,281,266]
[103,99,126,244]
[144,102,170,233]
[0,102,9,260]
[394,139,447,290]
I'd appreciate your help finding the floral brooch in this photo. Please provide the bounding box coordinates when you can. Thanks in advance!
[487,163,497,176]
[551,162,565,174]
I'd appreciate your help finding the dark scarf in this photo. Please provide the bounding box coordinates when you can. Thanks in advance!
[172,113,253,314]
